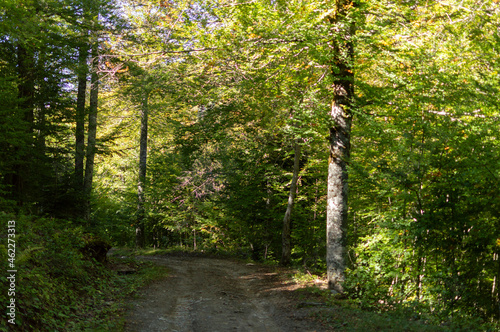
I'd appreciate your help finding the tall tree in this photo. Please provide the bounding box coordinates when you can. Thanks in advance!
[136,89,149,248]
[83,35,100,221]
[75,19,90,201]
[12,41,35,206]
[326,0,356,293]
[281,139,301,265]
[80,0,124,220]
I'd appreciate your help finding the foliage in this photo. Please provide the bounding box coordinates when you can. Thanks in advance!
[345,0,500,323]
[0,213,169,331]
[92,0,500,322]
[1,0,499,327]
[0,214,103,330]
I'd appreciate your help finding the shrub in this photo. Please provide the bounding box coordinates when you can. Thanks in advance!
[0,213,114,331]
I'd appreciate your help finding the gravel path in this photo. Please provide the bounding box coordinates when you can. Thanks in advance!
[124,255,328,332]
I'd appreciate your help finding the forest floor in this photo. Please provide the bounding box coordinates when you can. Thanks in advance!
[122,253,331,332]
[117,252,451,332]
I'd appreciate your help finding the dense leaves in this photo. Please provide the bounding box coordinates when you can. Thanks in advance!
[1,0,499,328]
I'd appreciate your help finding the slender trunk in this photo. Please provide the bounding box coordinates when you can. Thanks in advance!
[281,139,301,266]
[13,44,35,206]
[326,1,355,293]
[496,251,500,317]
[75,42,89,194]
[35,104,46,153]
[17,45,35,131]
[35,71,47,157]
[136,91,149,248]
[34,89,47,214]
[495,214,500,317]
[83,41,99,221]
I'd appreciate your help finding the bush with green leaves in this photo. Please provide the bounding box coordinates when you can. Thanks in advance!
[0,213,118,331]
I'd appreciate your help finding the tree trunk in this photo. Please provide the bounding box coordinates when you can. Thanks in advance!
[83,41,99,221]
[326,1,355,293]
[496,250,500,318]
[75,42,89,196]
[13,44,35,206]
[281,139,301,266]
[34,80,47,214]
[136,90,149,248]
[17,45,35,132]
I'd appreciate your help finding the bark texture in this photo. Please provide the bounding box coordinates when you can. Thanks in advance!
[83,41,99,221]
[136,91,149,248]
[281,139,301,266]
[75,42,88,194]
[326,0,355,293]
[12,44,35,206]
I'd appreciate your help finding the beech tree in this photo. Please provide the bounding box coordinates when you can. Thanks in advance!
[75,1,91,202]
[325,0,356,293]
[281,139,301,265]
[83,39,100,221]
[4,0,499,325]
[136,87,150,247]
[194,0,357,290]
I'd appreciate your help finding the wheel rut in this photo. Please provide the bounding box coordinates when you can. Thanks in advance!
[124,255,327,332]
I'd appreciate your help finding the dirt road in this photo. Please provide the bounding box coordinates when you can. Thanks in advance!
[124,255,328,332]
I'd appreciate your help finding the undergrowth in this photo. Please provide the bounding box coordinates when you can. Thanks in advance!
[289,269,499,332]
[0,213,167,331]
[4,218,495,332]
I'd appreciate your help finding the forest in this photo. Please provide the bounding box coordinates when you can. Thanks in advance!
[1,0,499,330]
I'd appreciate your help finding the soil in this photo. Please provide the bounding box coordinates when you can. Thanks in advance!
[124,254,331,332]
